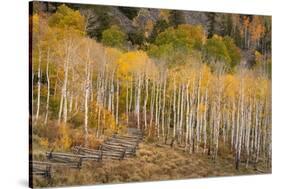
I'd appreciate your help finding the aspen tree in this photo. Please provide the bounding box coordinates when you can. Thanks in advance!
[161,72,167,139]
[35,46,42,121]
[44,48,51,125]
[143,74,148,130]
[185,82,190,151]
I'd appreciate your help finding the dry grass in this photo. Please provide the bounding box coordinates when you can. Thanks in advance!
[32,142,271,187]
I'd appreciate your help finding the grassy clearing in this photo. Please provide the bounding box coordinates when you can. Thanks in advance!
[32,141,271,187]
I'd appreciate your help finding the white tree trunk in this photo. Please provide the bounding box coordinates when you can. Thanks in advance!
[173,80,177,138]
[203,88,208,153]
[44,48,50,125]
[35,47,42,121]
[84,46,91,146]
[116,77,119,126]
[143,75,148,130]
[136,74,142,129]
[161,73,167,139]
[185,82,190,151]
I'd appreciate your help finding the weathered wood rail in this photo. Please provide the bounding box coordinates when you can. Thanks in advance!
[31,129,143,180]
[30,161,52,180]
[46,152,83,169]
[72,146,102,160]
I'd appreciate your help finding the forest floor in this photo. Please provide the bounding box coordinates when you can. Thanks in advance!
[33,140,271,187]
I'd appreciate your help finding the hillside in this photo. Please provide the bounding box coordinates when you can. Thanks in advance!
[33,141,270,187]
[30,2,272,188]
[33,1,271,67]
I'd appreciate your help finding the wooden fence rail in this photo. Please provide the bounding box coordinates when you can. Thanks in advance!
[31,130,143,181]
[30,161,52,180]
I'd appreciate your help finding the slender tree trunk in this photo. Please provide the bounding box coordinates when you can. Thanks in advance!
[32,68,34,116]
[236,80,244,170]
[196,75,202,152]
[231,99,236,150]
[203,88,208,153]
[136,74,142,129]
[149,80,155,136]
[246,100,252,168]
[143,74,148,130]
[126,80,129,126]
[44,48,50,125]
[166,99,171,144]
[161,73,167,140]
[35,47,42,121]
[176,84,181,142]
[63,49,70,124]
[84,46,91,147]
[116,77,119,126]
[178,85,183,144]
[155,80,160,139]
[173,80,177,139]
[189,81,195,154]
[185,82,190,151]
[96,106,101,138]
[129,79,133,114]
[59,41,71,124]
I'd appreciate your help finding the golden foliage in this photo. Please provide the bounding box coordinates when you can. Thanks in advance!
[224,74,239,99]
[117,51,156,79]
[91,101,117,134]
[38,138,49,149]
[55,123,72,150]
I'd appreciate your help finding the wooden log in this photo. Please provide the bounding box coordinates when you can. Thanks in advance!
[105,140,136,147]
[47,157,82,169]
[101,144,126,153]
[30,161,52,180]
[31,160,77,168]
[101,150,125,160]
[46,152,83,158]
[102,146,134,157]
[105,141,137,151]
[31,161,52,166]
[46,151,97,168]
[103,141,134,149]
[108,138,138,146]
[72,146,101,160]
[114,135,142,142]
[115,134,141,139]
[46,151,100,160]
[102,151,123,156]
[103,142,136,156]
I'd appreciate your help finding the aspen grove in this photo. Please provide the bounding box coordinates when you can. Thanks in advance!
[31,4,271,172]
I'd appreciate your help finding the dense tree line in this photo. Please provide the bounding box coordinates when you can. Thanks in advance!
[33,2,271,59]
[31,4,271,170]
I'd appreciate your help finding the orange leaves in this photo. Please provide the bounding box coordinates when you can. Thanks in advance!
[249,16,265,44]
[240,16,250,37]
[243,16,250,28]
